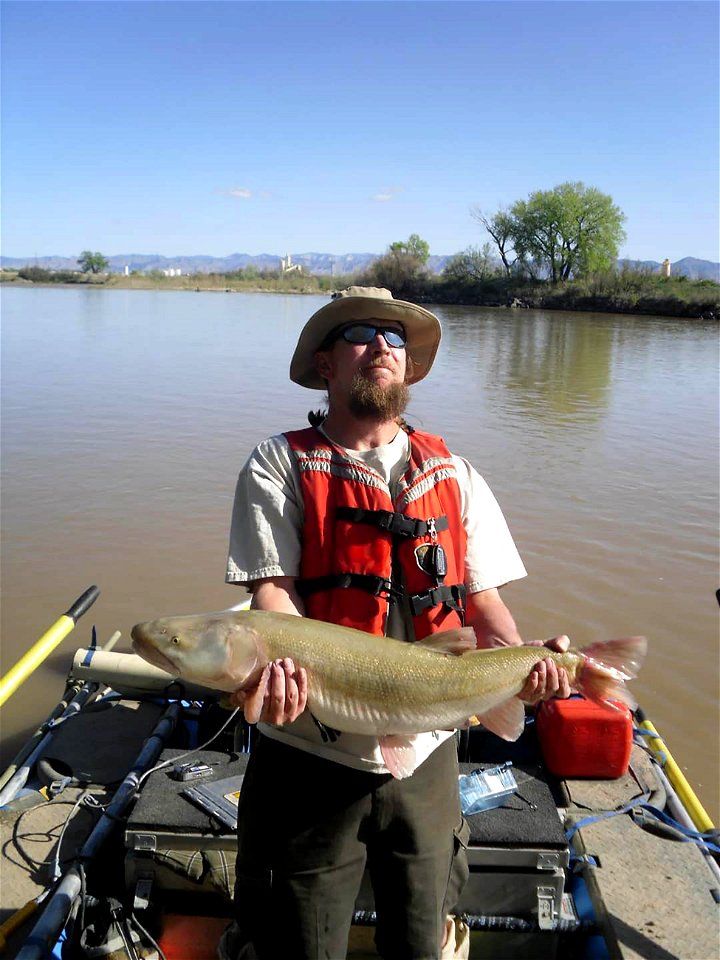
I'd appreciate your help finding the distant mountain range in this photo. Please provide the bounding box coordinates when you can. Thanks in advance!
[617,257,719,281]
[1,251,718,281]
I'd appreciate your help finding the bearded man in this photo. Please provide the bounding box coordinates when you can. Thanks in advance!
[223,287,570,959]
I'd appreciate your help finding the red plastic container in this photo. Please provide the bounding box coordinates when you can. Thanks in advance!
[536,696,633,779]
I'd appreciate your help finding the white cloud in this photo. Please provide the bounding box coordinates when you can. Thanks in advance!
[222,188,275,200]
[371,186,404,203]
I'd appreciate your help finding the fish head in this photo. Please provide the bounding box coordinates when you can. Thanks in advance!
[131,612,262,692]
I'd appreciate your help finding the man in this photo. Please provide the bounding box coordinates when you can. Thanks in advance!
[224,286,570,960]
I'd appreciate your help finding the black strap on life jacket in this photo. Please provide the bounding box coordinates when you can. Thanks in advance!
[295,508,464,620]
[335,506,464,621]
[336,506,449,540]
[409,583,467,619]
[296,572,403,602]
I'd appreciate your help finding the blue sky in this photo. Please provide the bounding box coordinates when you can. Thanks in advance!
[2,0,718,261]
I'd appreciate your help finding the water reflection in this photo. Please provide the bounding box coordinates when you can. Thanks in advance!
[1,289,718,821]
[438,307,612,424]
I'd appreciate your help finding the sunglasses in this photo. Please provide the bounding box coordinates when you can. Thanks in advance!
[324,323,407,350]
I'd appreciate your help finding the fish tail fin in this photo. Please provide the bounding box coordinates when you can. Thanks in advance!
[577,636,647,710]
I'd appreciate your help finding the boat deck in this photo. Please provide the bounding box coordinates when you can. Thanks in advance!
[565,751,720,960]
[1,698,718,960]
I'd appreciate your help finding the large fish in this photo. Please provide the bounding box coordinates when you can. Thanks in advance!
[131,610,646,778]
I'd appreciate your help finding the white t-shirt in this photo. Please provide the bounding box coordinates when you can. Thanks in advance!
[226,428,527,773]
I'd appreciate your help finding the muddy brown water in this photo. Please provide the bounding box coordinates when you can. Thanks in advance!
[1,287,718,821]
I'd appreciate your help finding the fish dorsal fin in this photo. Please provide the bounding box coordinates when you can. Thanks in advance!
[475,697,526,741]
[380,735,418,779]
[417,627,477,657]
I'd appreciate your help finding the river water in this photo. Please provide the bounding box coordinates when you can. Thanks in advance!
[1,287,718,820]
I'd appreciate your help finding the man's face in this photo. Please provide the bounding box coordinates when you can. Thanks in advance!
[316,320,410,422]
[316,321,408,392]
[315,322,410,421]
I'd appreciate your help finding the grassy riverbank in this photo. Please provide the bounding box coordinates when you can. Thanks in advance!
[2,267,717,319]
[419,272,720,319]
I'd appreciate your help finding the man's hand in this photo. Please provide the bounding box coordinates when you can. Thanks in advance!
[518,635,572,705]
[229,658,308,725]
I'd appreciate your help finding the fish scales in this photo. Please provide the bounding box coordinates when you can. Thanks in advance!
[131,609,645,743]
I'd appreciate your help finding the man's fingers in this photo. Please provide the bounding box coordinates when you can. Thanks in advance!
[520,657,572,705]
[296,667,308,715]
[257,659,309,724]
[524,635,570,652]
[263,661,288,724]
[228,688,248,708]
[518,669,541,702]
[545,634,570,653]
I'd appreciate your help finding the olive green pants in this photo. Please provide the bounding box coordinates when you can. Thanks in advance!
[233,735,469,960]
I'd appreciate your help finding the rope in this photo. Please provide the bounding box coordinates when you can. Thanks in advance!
[566,794,720,856]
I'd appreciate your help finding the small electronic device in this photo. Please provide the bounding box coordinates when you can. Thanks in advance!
[170,761,214,782]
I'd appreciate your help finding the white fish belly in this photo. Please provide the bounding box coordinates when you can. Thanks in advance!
[307,678,520,736]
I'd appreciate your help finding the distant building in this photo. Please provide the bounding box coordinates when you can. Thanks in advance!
[280,254,302,274]
[162,268,183,277]
[661,259,671,278]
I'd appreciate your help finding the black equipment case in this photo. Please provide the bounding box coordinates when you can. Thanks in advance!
[126,736,570,933]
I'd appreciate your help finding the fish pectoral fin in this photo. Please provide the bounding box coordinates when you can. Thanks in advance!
[380,735,418,780]
[417,627,477,657]
[226,626,262,687]
[240,664,271,725]
[475,697,526,742]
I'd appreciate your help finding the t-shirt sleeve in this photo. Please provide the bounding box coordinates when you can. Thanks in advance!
[226,435,303,585]
[453,455,528,593]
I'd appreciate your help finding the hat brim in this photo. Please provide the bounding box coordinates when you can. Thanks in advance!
[290,296,442,389]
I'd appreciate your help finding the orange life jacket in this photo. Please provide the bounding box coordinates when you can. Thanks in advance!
[285,426,467,640]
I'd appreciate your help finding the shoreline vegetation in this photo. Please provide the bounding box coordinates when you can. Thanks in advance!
[2,266,718,320]
[5,186,716,319]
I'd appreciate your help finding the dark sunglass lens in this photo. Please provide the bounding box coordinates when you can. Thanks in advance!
[340,324,406,347]
[384,329,406,347]
[342,324,375,344]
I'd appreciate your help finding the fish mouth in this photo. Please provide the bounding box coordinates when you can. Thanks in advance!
[131,629,180,676]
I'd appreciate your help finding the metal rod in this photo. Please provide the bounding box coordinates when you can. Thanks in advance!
[0,631,123,805]
[16,702,181,960]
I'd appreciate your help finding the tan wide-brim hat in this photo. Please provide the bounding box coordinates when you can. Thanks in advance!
[290,286,442,390]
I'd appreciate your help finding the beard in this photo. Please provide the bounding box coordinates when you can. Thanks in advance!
[347,371,410,422]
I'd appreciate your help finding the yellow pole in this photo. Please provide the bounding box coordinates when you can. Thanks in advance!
[637,712,715,833]
[0,894,44,953]
[0,586,100,709]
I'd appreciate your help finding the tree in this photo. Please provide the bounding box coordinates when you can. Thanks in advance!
[470,209,517,277]
[359,234,431,297]
[443,244,499,284]
[477,183,626,283]
[78,250,110,274]
[388,233,430,265]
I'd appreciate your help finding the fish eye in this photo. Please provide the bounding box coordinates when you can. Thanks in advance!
[171,636,180,645]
